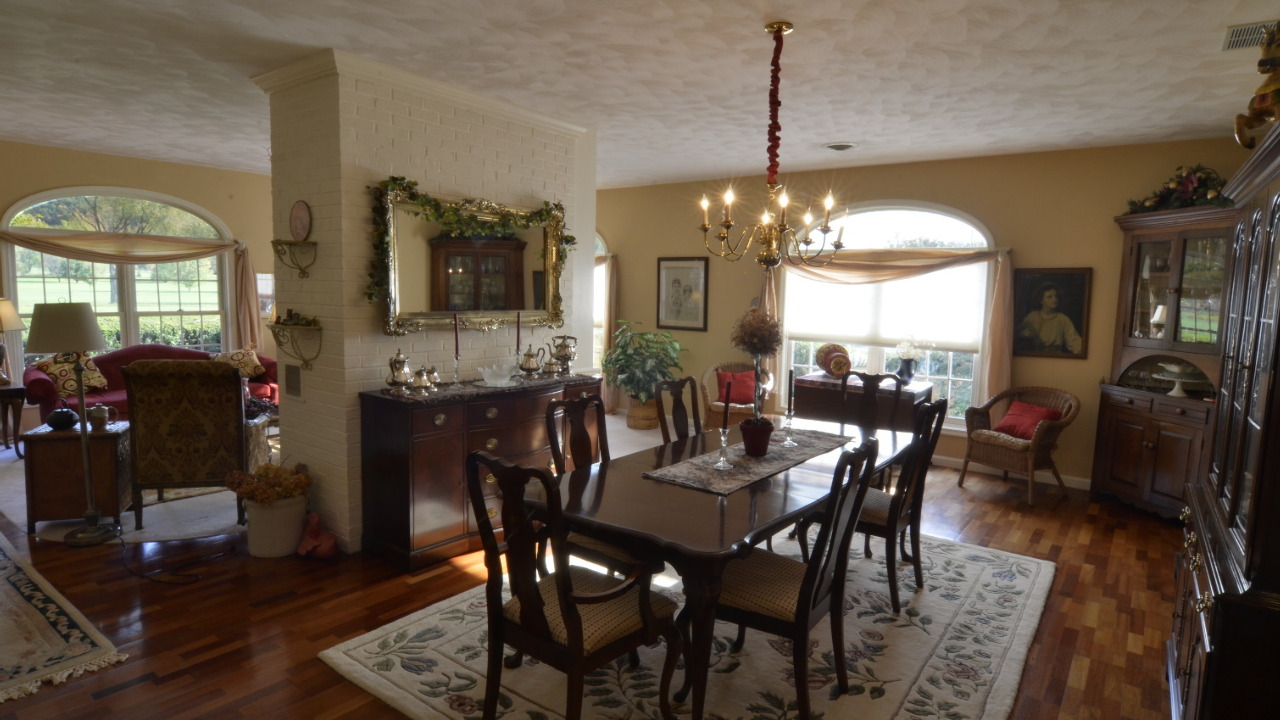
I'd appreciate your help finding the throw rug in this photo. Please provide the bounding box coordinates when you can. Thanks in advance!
[33,490,245,544]
[321,534,1054,720]
[0,533,127,702]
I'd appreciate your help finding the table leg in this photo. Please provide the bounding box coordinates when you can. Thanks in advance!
[670,558,727,720]
[8,398,23,458]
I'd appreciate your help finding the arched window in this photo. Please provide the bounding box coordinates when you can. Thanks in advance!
[783,204,993,418]
[2,188,234,356]
[591,233,612,370]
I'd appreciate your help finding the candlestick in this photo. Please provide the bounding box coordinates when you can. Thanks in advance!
[450,353,462,388]
[723,381,731,429]
[714,427,733,470]
[453,313,460,357]
[515,312,521,358]
[788,368,795,414]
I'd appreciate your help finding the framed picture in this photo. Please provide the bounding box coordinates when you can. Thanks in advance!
[1014,267,1092,358]
[657,257,708,331]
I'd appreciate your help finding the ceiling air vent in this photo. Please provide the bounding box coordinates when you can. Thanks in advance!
[1223,21,1277,51]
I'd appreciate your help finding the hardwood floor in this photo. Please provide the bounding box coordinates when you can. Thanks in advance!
[0,464,1181,720]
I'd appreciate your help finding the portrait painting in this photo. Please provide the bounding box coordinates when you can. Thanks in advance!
[1013,267,1091,358]
[657,257,708,331]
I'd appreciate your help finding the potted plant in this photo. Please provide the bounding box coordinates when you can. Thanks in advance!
[226,462,312,557]
[730,309,784,456]
[602,320,686,429]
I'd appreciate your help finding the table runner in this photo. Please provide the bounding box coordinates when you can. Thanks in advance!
[642,428,851,495]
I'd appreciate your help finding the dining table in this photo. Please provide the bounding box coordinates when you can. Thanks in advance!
[531,417,915,720]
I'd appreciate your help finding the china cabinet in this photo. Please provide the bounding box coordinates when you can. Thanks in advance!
[1090,205,1237,518]
[360,375,600,570]
[430,238,525,312]
[1166,123,1280,720]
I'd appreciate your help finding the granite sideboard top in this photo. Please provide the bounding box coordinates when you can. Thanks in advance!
[364,372,600,407]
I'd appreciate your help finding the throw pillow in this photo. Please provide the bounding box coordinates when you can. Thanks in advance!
[716,370,756,404]
[34,352,109,398]
[993,400,1062,440]
[210,347,266,379]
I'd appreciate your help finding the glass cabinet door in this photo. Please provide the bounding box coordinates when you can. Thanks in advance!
[446,254,476,311]
[1174,232,1229,349]
[1127,230,1229,352]
[1132,239,1173,342]
[478,255,507,310]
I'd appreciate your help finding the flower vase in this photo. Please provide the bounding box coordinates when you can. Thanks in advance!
[244,495,308,557]
[739,420,774,457]
[897,358,916,383]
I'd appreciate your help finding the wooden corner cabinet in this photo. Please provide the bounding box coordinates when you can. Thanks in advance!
[360,374,600,571]
[430,237,525,311]
[1165,123,1280,720]
[1091,205,1237,518]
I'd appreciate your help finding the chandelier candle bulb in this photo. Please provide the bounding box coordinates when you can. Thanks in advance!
[700,196,710,226]
[724,188,734,222]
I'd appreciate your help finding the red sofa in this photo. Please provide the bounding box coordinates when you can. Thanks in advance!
[24,344,278,423]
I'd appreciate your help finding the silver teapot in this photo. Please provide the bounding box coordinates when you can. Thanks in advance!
[519,344,546,376]
[547,335,577,375]
[386,348,410,393]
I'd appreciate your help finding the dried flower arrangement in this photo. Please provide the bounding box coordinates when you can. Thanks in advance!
[730,309,784,424]
[227,462,312,506]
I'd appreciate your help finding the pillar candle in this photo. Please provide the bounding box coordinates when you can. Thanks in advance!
[515,312,521,355]
[453,313,460,357]
[723,381,731,428]
[788,369,795,414]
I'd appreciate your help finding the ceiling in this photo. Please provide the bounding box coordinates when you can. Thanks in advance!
[1,0,1274,189]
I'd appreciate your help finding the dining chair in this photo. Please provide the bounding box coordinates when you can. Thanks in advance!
[855,397,948,613]
[701,361,774,429]
[655,375,702,444]
[546,394,663,575]
[678,439,877,720]
[465,451,681,720]
[123,359,254,530]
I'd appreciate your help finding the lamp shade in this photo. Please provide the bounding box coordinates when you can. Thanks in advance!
[0,299,24,333]
[24,302,109,354]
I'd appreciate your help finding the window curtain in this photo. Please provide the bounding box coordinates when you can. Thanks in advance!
[764,247,1012,404]
[0,229,262,350]
[596,253,621,413]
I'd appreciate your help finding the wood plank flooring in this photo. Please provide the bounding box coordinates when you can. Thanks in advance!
[0,465,1181,720]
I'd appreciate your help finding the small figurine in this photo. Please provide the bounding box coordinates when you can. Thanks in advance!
[1235,24,1280,149]
[297,512,339,559]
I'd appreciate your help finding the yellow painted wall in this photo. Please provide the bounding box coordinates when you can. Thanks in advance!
[0,139,276,357]
[598,137,1249,480]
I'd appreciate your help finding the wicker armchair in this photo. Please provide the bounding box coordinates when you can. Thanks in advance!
[957,386,1080,505]
[700,361,774,429]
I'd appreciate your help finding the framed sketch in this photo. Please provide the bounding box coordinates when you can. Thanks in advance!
[657,257,708,331]
[1014,267,1091,358]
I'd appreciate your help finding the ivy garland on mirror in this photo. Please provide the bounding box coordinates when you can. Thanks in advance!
[364,176,575,302]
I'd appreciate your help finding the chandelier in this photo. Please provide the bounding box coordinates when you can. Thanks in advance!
[700,21,844,268]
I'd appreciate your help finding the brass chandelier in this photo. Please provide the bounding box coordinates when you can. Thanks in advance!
[700,21,844,268]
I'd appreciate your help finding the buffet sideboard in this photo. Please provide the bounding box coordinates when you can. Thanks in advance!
[360,374,601,571]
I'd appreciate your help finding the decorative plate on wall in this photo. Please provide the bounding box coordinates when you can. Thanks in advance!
[289,200,312,241]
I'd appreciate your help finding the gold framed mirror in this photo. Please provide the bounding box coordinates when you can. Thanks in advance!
[367,176,570,335]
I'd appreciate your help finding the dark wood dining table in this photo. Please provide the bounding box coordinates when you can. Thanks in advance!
[534,418,914,720]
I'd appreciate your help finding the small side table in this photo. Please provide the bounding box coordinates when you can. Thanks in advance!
[21,420,131,534]
[0,384,25,458]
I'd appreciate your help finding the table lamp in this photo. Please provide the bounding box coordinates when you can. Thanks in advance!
[0,299,26,385]
[25,302,119,546]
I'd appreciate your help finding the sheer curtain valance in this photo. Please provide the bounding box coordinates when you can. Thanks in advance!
[0,229,262,350]
[765,247,1012,403]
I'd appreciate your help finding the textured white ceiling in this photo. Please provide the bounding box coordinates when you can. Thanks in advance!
[0,0,1274,188]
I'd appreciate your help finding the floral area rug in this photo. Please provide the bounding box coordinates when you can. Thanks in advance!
[0,533,127,702]
[321,534,1054,720]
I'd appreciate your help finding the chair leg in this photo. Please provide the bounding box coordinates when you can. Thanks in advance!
[957,454,971,486]
[796,518,812,562]
[730,623,748,653]
[658,627,682,720]
[885,534,901,614]
[830,595,850,695]
[565,671,584,720]
[627,649,640,667]
[134,487,145,530]
[863,532,872,559]
[1051,464,1068,492]
[792,630,811,720]
[1026,466,1035,506]
[909,523,924,589]
[484,631,505,719]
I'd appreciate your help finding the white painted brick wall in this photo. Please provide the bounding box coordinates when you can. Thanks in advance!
[257,50,593,553]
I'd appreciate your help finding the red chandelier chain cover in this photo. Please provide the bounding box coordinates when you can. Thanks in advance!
[766,26,784,186]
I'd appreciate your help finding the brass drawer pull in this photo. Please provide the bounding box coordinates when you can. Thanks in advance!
[1184,531,1198,549]
[580,391,589,398]
[485,438,499,451]
[485,407,500,419]
[487,508,497,519]
[1175,408,1186,415]
[434,413,448,426]
[1195,593,1213,614]
[485,473,496,484]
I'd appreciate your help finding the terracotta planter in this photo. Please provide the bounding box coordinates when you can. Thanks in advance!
[739,419,774,457]
[627,396,660,430]
[244,495,308,557]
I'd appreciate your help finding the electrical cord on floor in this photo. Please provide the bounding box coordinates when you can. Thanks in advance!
[116,535,237,584]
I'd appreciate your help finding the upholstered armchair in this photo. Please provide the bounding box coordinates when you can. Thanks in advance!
[957,386,1080,505]
[701,361,774,429]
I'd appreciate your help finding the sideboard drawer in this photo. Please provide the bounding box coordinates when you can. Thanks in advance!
[467,388,560,427]
[411,403,466,436]
[466,417,549,457]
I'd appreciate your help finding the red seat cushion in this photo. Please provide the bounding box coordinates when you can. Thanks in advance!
[716,370,756,404]
[993,400,1062,439]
